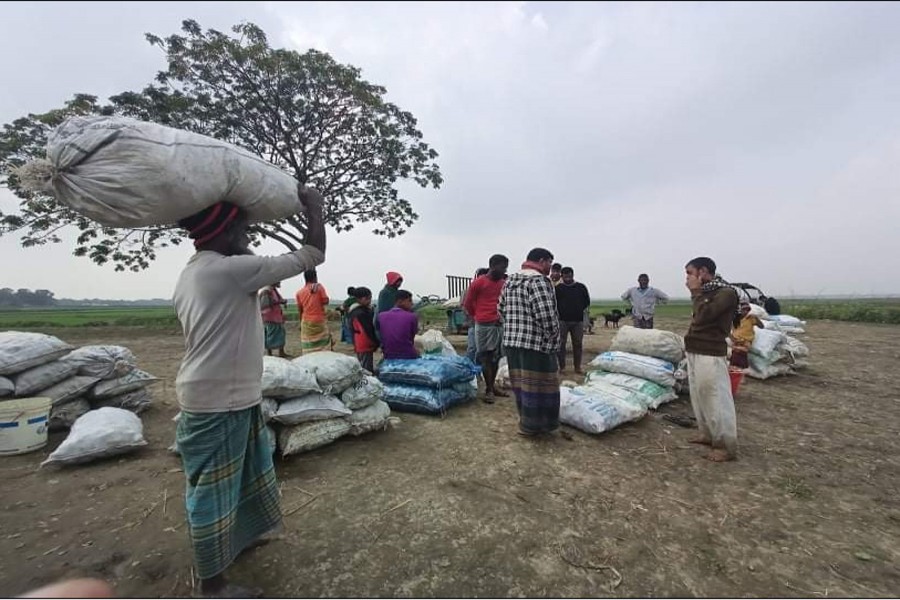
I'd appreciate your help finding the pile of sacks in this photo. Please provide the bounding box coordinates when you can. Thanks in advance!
[743,327,810,380]
[737,305,810,379]
[262,352,392,457]
[560,327,686,435]
[0,332,157,466]
[379,354,480,416]
[747,305,808,335]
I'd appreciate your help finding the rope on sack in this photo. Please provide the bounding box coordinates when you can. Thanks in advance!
[12,159,58,194]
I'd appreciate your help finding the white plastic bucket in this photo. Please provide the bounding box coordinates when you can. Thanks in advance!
[0,397,51,456]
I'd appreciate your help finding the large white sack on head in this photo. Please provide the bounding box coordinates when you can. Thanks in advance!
[90,387,152,414]
[750,327,786,360]
[559,386,647,435]
[88,369,158,399]
[340,375,384,410]
[347,400,391,436]
[262,356,320,398]
[24,357,78,396]
[589,351,676,387]
[64,345,136,380]
[415,329,457,357]
[609,326,685,364]
[21,115,303,228]
[584,371,678,409]
[12,359,79,396]
[272,393,351,426]
[0,376,13,397]
[277,418,351,457]
[37,375,101,406]
[293,352,363,395]
[0,332,73,376]
[42,407,147,466]
[49,398,91,432]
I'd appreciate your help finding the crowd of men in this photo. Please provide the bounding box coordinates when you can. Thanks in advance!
[31,181,742,597]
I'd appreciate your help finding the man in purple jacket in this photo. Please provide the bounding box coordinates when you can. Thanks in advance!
[377,290,420,360]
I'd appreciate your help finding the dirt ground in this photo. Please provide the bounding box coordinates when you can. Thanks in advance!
[2,316,900,598]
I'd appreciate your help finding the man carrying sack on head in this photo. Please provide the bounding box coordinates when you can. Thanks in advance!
[173,186,326,598]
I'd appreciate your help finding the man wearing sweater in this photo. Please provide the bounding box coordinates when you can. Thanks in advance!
[555,267,591,374]
[462,255,509,402]
[173,187,326,597]
[684,256,739,462]
[621,274,669,329]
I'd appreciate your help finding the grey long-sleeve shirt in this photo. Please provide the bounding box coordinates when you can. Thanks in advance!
[173,246,325,413]
[621,286,669,319]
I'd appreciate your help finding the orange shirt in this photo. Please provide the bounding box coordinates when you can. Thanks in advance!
[296,283,330,322]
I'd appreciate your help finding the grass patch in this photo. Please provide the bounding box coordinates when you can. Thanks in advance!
[0,307,179,328]
[779,477,813,500]
[781,299,900,325]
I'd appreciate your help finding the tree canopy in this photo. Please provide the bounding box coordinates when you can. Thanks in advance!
[0,20,442,271]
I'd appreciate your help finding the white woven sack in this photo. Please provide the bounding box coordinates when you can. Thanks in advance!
[42,407,147,466]
[0,332,73,376]
[20,115,303,227]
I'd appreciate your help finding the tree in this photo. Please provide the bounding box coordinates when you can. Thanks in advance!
[0,20,442,271]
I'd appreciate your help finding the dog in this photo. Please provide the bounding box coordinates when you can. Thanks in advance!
[603,309,626,329]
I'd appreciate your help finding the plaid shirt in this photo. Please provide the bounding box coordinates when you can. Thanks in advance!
[499,269,560,354]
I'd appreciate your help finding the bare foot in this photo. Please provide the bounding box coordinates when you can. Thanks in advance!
[492,389,509,398]
[689,435,712,446]
[705,449,735,462]
[482,393,495,404]
[574,369,584,376]
[21,578,114,598]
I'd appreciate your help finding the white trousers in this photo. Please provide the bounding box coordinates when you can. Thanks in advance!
[686,352,737,455]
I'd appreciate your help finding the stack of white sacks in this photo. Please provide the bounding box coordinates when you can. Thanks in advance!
[261,352,391,457]
[741,305,810,379]
[559,326,687,436]
[0,331,157,466]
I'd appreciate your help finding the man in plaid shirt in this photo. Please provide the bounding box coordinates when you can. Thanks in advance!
[499,248,562,436]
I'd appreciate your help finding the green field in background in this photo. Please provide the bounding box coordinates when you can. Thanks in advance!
[1,297,898,328]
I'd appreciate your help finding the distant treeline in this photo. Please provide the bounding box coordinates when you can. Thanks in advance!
[0,288,172,308]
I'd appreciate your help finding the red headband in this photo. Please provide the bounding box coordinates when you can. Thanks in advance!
[190,204,241,247]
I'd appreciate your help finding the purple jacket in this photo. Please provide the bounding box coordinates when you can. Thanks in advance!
[377,307,419,359]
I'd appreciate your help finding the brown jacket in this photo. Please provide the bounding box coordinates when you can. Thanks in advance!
[685,286,739,356]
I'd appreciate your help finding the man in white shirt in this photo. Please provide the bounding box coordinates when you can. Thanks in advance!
[173,186,325,598]
[621,273,669,329]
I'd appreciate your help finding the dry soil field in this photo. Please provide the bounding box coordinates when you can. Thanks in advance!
[2,316,899,598]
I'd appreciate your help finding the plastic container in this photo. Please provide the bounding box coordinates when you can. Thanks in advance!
[728,369,744,398]
[0,397,51,456]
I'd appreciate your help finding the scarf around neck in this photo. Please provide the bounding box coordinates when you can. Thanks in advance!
[701,275,729,293]
[520,261,547,274]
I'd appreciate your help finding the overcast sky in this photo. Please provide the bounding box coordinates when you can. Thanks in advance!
[2,1,899,301]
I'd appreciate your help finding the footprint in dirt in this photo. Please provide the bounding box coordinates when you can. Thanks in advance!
[88,551,130,579]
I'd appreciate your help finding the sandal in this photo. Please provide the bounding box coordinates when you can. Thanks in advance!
[663,414,696,428]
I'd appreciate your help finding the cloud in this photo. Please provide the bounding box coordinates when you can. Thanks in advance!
[2,1,900,300]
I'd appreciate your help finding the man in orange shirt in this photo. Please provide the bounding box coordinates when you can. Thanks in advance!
[295,270,333,354]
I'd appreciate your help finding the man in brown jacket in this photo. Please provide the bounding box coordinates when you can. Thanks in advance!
[684,257,739,462]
